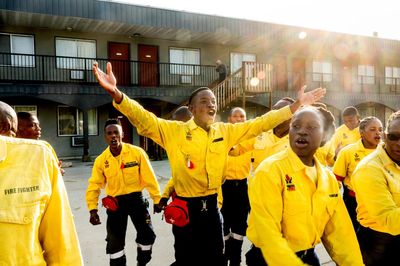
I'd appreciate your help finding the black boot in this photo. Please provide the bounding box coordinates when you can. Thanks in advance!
[229,239,243,266]
[137,248,152,266]
[110,254,126,266]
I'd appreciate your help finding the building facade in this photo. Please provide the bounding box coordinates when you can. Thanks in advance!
[1,0,399,159]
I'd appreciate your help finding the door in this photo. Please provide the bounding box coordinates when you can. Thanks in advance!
[108,42,130,85]
[138,44,159,86]
[292,58,305,91]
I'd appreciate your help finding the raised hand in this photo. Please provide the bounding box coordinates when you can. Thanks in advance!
[93,62,123,103]
[297,85,326,106]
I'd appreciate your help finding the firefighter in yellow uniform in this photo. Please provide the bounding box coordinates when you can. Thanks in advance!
[221,107,253,266]
[0,101,83,265]
[93,62,325,266]
[333,117,383,230]
[86,119,161,266]
[352,111,400,265]
[330,106,361,158]
[246,106,363,266]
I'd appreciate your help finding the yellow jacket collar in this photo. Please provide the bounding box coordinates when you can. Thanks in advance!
[106,142,128,157]
[378,143,399,168]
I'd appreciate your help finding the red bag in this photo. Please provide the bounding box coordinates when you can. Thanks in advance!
[164,197,189,227]
[102,196,119,212]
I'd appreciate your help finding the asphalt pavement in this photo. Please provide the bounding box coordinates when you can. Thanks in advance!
[63,159,335,266]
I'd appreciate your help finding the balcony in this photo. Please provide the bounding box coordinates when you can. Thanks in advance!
[0,53,218,88]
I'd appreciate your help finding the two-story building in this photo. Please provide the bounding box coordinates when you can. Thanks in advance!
[1,0,399,160]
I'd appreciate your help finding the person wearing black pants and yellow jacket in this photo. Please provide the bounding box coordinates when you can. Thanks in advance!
[222,107,252,266]
[86,119,161,266]
[93,61,325,266]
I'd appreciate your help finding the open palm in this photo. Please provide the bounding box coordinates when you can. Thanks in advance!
[93,62,117,94]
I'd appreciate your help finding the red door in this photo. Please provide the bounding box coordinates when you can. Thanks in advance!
[138,44,159,86]
[108,42,130,85]
[292,58,305,91]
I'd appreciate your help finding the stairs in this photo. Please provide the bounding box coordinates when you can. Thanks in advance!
[164,62,273,118]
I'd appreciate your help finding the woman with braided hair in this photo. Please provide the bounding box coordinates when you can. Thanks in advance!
[246,106,363,266]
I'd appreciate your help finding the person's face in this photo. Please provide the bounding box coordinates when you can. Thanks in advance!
[360,119,383,148]
[343,115,359,130]
[272,99,292,137]
[18,116,41,140]
[384,119,400,162]
[189,90,217,130]
[228,109,246,124]
[289,109,324,161]
[105,124,123,150]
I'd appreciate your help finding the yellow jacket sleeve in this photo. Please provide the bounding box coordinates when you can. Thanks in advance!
[138,148,161,204]
[248,166,306,265]
[39,148,83,265]
[352,165,400,235]
[321,196,363,265]
[162,179,175,198]
[86,157,105,211]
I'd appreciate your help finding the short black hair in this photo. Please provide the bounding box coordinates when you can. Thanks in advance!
[342,106,359,117]
[17,111,33,121]
[104,118,121,130]
[188,87,212,105]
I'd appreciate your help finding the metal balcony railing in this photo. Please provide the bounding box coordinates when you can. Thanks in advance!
[0,53,219,87]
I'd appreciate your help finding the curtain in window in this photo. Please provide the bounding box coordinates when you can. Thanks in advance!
[58,106,77,135]
[169,48,200,75]
[56,38,95,69]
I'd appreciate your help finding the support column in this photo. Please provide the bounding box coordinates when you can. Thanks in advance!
[82,109,91,162]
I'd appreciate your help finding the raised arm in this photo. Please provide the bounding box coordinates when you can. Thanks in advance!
[93,62,123,103]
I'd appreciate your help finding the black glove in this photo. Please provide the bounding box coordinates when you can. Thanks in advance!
[89,209,101,225]
[154,197,169,213]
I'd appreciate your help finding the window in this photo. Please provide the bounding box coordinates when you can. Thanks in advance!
[358,65,375,84]
[58,106,98,136]
[312,61,332,82]
[56,38,96,70]
[169,47,200,75]
[0,33,35,67]
[385,66,400,85]
[230,52,256,73]
[12,105,37,116]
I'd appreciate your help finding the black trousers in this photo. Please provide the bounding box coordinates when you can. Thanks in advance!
[172,194,224,266]
[343,186,360,231]
[106,192,156,255]
[357,225,400,266]
[221,179,250,237]
[246,245,320,266]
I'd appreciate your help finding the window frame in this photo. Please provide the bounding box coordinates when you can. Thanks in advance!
[358,65,375,84]
[230,52,256,74]
[312,60,332,82]
[385,66,400,85]
[55,37,96,70]
[168,47,201,75]
[0,33,35,67]
[12,105,37,116]
[57,106,98,136]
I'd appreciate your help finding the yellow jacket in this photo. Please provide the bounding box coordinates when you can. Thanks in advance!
[330,124,361,152]
[251,130,289,170]
[352,143,400,235]
[247,147,363,265]
[113,94,292,197]
[225,144,252,181]
[86,143,161,210]
[333,139,375,190]
[314,141,335,167]
[0,136,83,265]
